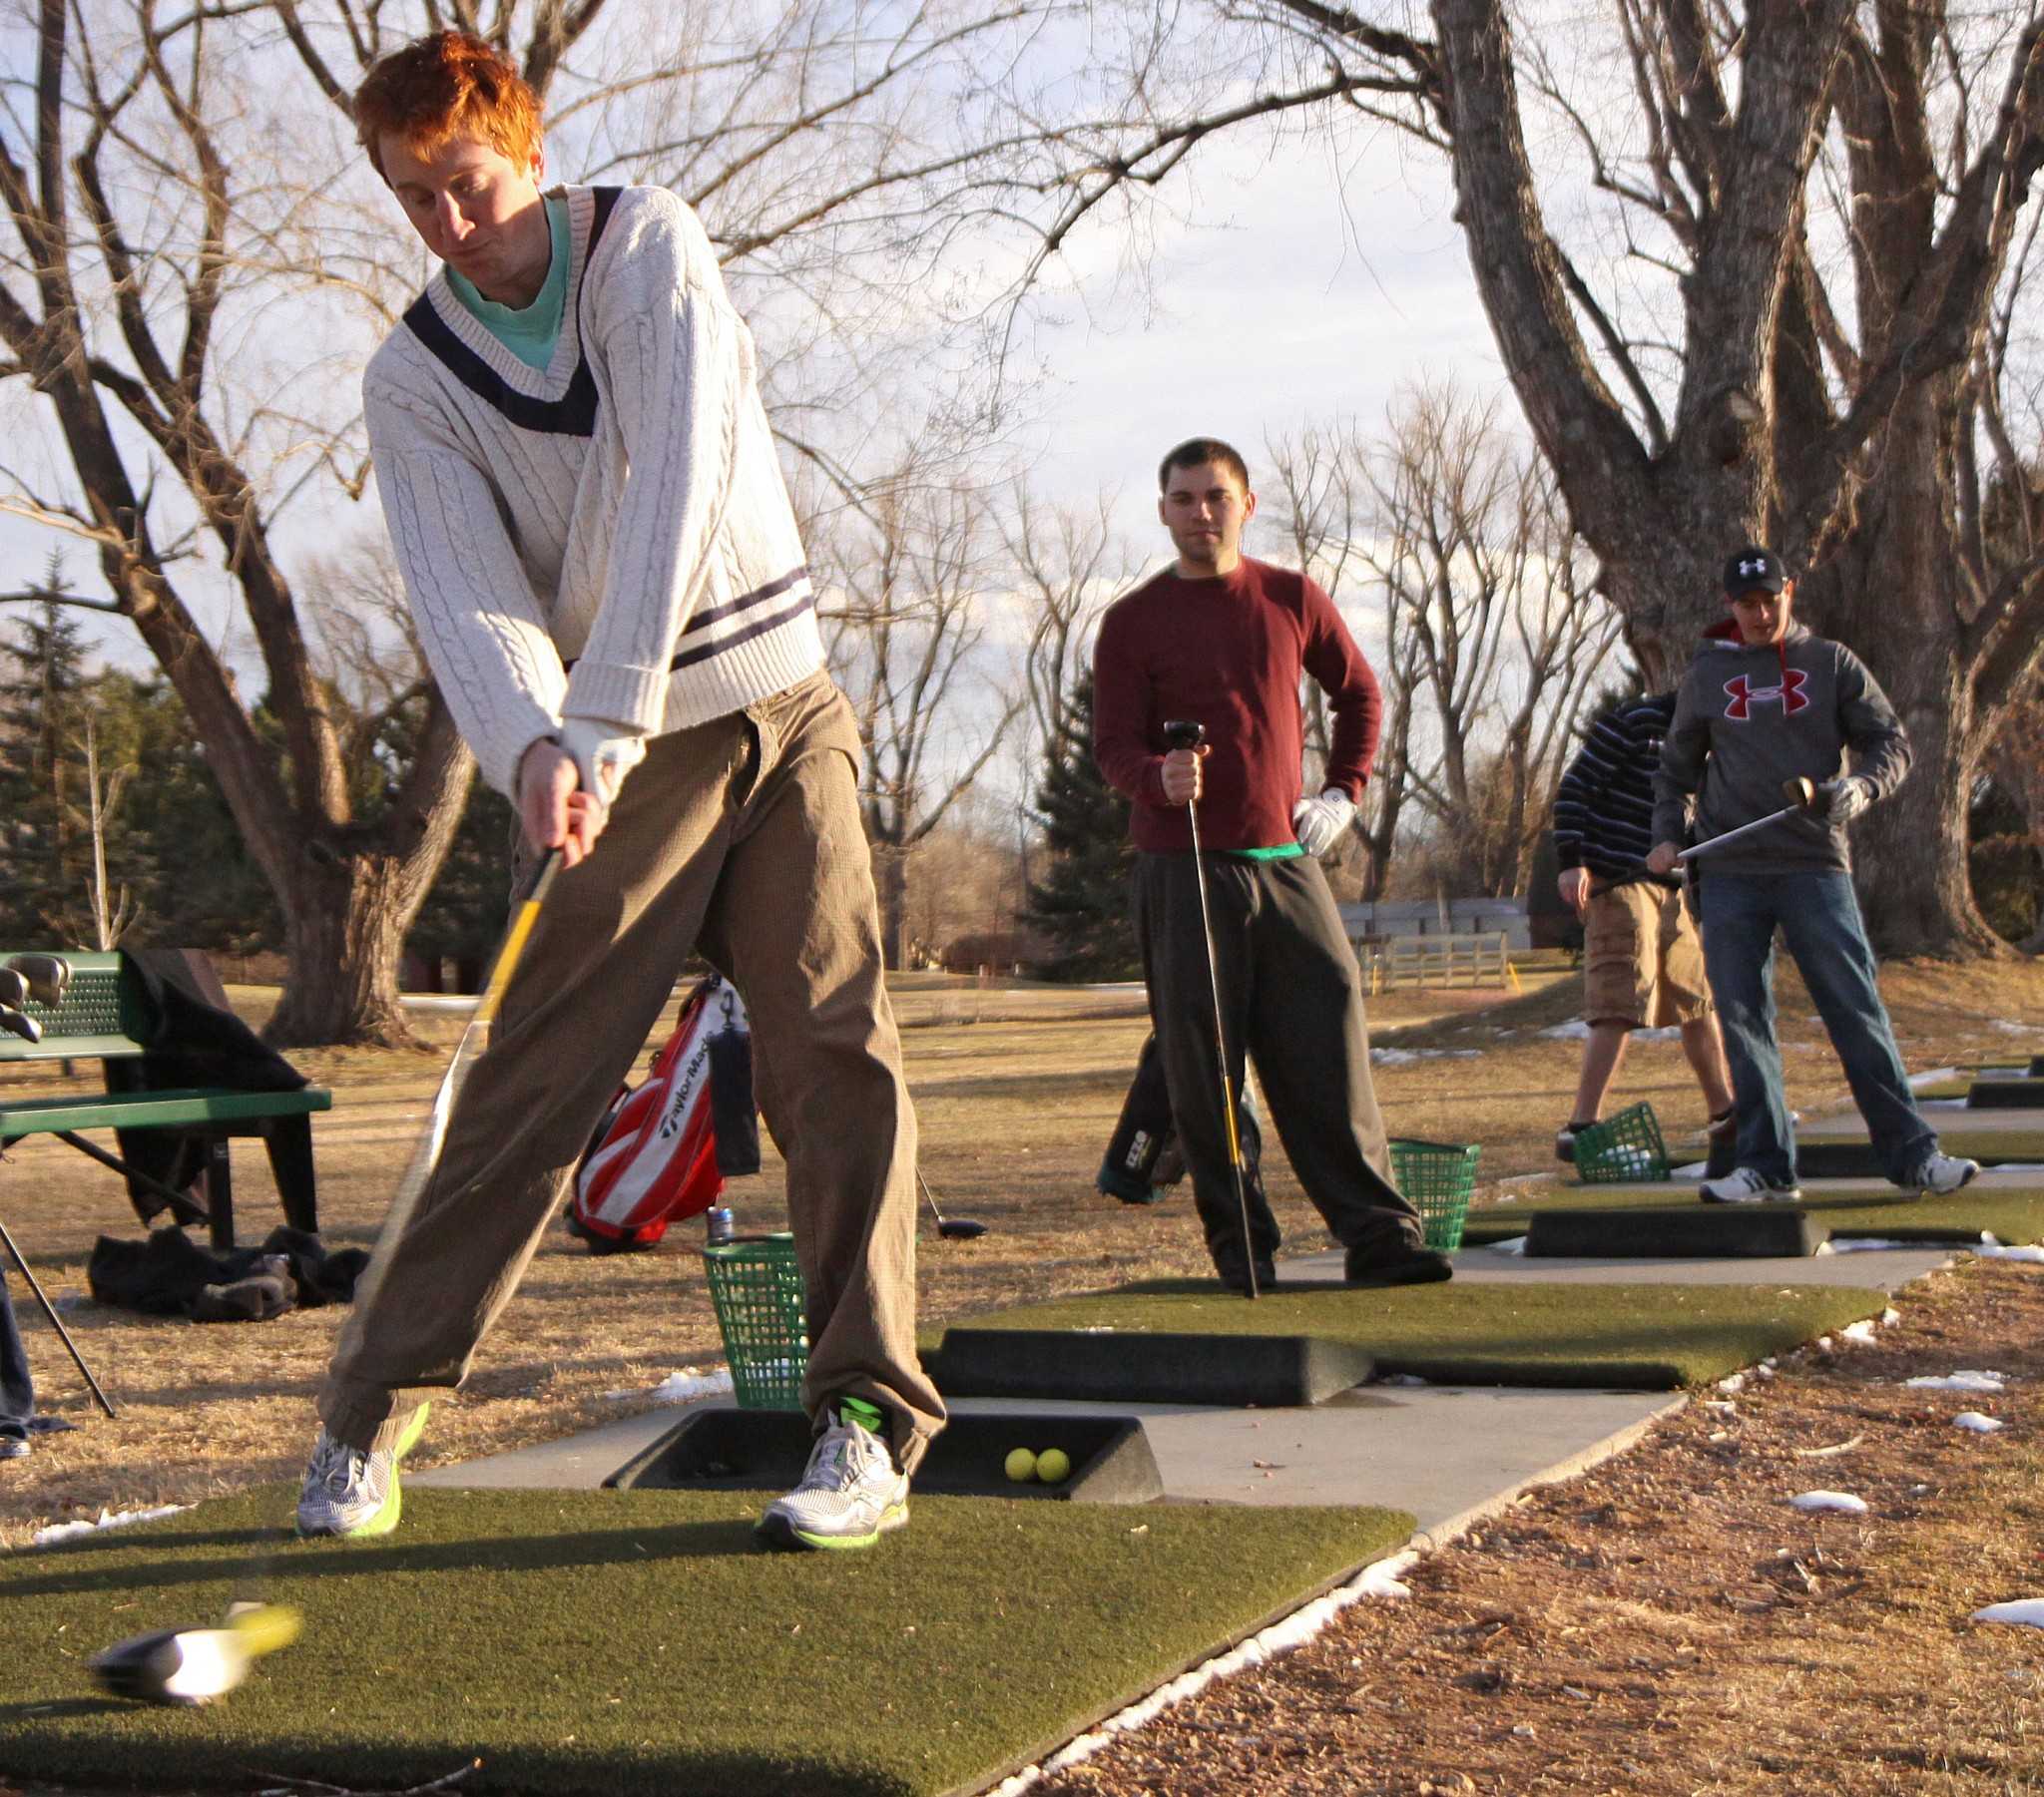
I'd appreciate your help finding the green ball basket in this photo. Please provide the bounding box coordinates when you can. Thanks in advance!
[702,1232,809,1410]
[1388,1138,1482,1252]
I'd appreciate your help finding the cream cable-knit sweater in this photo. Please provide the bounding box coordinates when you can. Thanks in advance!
[365,185,824,796]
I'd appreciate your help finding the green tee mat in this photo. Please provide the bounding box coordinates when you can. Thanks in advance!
[0,1489,1411,1797]
[1459,1182,2044,1249]
[1794,1134,2044,1176]
[921,1280,1887,1395]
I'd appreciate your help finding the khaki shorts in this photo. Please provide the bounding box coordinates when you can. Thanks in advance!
[1582,881,1713,1029]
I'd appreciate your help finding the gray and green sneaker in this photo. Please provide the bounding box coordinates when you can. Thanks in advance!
[756,1398,908,1553]
[294,1405,431,1540]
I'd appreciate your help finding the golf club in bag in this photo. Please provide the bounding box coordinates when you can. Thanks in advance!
[1162,719,1262,1299]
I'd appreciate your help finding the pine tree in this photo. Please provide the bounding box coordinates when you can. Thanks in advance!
[0,566,94,941]
[1024,672,1141,981]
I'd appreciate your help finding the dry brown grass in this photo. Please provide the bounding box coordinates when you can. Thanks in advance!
[0,958,2039,1559]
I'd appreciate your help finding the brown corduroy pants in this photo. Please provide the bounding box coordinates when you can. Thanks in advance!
[319,672,945,1473]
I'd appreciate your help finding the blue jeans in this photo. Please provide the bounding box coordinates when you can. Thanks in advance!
[0,1270,32,1443]
[1697,870,1936,1187]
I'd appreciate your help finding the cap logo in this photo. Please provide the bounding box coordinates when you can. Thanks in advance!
[1740,557,1768,578]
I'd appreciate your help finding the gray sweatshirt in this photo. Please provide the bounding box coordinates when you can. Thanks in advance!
[1652,620,1910,874]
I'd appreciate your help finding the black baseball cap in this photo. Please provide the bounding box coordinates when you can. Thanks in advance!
[1723,545,1787,596]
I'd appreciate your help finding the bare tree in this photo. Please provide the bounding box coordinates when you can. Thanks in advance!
[0,0,1090,1039]
[1360,386,1621,896]
[987,0,2044,953]
[818,467,1024,968]
[74,711,139,950]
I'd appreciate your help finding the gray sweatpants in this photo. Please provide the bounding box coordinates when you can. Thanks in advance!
[1133,851,1424,1268]
[320,671,945,1473]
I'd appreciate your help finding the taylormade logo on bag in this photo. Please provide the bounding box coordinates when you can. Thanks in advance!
[659,1043,712,1141]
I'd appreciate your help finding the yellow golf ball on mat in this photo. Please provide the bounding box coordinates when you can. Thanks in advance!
[1004,1447,1037,1483]
[1035,1448,1071,1484]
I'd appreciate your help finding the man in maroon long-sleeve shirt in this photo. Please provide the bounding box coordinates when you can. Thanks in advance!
[1093,438,1446,1291]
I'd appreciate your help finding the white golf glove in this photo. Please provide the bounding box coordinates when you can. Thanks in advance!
[1817,775,1873,826]
[556,716,648,809]
[1290,788,1356,857]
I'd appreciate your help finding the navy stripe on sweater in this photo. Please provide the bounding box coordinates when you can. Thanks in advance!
[400,188,623,438]
[1553,694,1678,885]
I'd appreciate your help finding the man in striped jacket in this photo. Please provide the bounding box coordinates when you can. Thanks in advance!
[1551,694,1737,1174]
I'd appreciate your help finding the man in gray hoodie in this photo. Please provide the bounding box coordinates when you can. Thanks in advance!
[1646,546,1977,1203]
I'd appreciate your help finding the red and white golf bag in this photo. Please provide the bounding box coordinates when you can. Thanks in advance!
[568,974,758,1252]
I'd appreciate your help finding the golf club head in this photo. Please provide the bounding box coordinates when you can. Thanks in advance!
[1782,776,1817,809]
[89,1604,299,1706]
[1163,719,1207,751]
[937,1218,989,1240]
[5,953,70,1007]
[0,1007,41,1045]
[0,968,26,1012]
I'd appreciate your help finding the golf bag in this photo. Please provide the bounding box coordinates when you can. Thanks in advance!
[1096,1033,1266,1206]
[568,974,758,1253]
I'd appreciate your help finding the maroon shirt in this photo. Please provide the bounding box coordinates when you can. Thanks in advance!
[1093,557,1382,853]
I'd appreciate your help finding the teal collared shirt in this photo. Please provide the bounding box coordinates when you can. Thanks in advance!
[446,195,570,370]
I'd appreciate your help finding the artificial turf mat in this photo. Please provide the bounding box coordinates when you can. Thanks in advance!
[0,1488,1411,1797]
[1459,1182,2044,1249]
[924,1280,1887,1392]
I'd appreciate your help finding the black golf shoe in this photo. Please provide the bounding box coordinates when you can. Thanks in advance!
[1344,1243,1454,1288]
[1213,1252,1278,1296]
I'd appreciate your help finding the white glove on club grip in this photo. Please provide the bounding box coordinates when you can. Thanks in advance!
[1818,775,1873,826]
[556,717,648,808]
[1291,788,1356,857]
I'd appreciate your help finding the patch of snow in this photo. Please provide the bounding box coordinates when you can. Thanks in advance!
[1954,1412,2005,1434]
[1839,1321,1879,1344]
[1918,1099,1968,1111]
[1717,1374,1746,1394]
[1973,1599,2044,1627]
[1905,1371,2011,1392]
[1703,1400,1738,1418]
[1670,1160,1706,1178]
[1495,1171,1557,1190]
[602,1367,735,1405]
[1372,1047,1482,1064]
[1377,1373,1431,1387]
[1984,1164,2044,1174]
[1977,1243,2044,1262]
[1882,1309,1902,1326]
[33,1504,188,1547]
[1990,1021,2037,1036]
[1538,1020,1591,1041]
[1488,1236,1529,1256]
[1789,1490,1869,1515]
[1906,1068,1961,1090]
[1825,1237,1922,1253]
[990,1551,1424,1794]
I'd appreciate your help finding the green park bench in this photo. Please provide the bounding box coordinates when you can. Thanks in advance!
[0,951,328,1251]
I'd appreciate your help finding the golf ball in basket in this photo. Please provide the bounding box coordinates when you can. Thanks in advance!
[1005,1447,1037,1482]
[1036,1448,1072,1484]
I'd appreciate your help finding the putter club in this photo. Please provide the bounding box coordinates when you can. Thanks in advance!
[1162,718,1261,1300]
[918,1170,987,1240]
[1677,776,1819,863]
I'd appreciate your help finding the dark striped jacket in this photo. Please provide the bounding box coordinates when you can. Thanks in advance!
[1552,694,1679,888]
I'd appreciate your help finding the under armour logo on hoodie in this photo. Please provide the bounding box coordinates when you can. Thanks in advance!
[1723,671,1809,721]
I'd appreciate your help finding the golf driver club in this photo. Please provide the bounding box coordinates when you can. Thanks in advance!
[91,1599,301,1706]
[1162,719,1261,1300]
[0,968,39,1044]
[342,847,562,1323]
[917,1170,987,1240]
[1677,776,1818,863]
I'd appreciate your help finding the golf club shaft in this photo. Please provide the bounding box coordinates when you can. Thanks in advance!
[917,1170,946,1231]
[1182,795,1260,1300]
[1676,801,1799,863]
[0,1213,118,1418]
[345,847,562,1319]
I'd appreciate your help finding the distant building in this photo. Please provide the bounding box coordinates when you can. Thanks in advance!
[1337,896,1533,952]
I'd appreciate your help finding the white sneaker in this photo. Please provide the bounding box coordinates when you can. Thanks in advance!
[1914,1153,1979,1195]
[757,1408,909,1553]
[1700,1166,1802,1205]
[294,1405,430,1540]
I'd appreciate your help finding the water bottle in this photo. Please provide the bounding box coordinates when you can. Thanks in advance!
[706,1206,735,1246]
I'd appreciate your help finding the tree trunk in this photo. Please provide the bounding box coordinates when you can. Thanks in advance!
[265,851,422,1047]
[873,843,909,972]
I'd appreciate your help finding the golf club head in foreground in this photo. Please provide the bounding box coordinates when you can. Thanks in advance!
[91,1601,301,1705]
[937,1219,989,1240]
[1783,776,1816,808]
